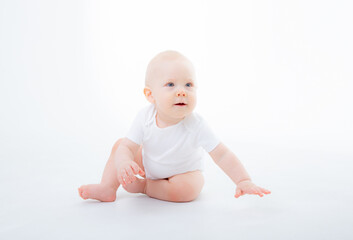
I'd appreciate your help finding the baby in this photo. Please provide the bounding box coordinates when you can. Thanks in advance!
[78,50,271,202]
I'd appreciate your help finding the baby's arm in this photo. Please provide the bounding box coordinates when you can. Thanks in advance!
[114,138,145,187]
[209,143,271,198]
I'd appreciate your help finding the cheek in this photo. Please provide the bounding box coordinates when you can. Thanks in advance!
[158,93,174,106]
[189,93,197,104]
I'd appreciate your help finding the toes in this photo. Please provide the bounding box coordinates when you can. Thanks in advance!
[78,187,83,198]
[78,186,88,200]
[82,191,89,199]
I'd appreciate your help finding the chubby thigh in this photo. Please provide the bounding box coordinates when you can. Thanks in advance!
[140,169,205,202]
[168,170,205,191]
[167,170,205,202]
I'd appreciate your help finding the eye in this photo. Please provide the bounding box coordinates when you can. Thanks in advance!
[166,82,174,87]
[186,82,193,87]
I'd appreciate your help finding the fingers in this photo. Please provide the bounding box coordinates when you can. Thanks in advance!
[125,167,136,183]
[235,186,271,198]
[250,187,264,197]
[235,188,242,198]
[118,170,127,187]
[249,187,262,197]
[130,163,145,177]
[118,168,133,187]
[254,187,271,197]
[118,162,145,187]
[260,187,271,194]
[130,164,139,175]
[256,191,264,197]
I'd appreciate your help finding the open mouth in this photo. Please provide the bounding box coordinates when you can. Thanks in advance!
[175,103,187,106]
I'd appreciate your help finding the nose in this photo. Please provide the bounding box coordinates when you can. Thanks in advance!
[176,89,187,97]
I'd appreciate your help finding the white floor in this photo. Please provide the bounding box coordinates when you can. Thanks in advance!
[1,136,352,240]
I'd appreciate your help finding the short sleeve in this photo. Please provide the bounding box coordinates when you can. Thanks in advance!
[125,108,146,145]
[196,119,220,152]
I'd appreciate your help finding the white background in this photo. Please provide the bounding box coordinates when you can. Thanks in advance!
[1,0,352,239]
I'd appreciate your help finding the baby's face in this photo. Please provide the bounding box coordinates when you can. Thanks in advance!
[146,58,197,120]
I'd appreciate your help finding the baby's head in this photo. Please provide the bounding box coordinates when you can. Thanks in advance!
[144,50,197,120]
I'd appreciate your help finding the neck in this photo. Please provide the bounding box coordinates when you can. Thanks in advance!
[155,112,184,128]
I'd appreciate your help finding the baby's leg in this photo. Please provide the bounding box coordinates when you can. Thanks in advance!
[78,138,143,202]
[144,170,204,202]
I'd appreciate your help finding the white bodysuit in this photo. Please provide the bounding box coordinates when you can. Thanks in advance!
[126,104,220,180]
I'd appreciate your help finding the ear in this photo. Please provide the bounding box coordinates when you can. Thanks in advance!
[144,87,154,104]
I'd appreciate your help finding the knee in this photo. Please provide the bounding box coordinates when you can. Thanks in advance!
[112,138,124,153]
[168,180,203,203]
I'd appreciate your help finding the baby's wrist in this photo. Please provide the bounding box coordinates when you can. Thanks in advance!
[236,179,252,185]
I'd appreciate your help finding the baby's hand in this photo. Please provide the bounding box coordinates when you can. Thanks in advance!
[117,161,145,187]
[235,180,271,198]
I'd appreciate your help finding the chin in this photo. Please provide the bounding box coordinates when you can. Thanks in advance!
[170,105,195,119]
[176,111,193,119]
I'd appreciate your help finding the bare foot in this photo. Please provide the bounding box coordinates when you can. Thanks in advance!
[78,184,117,202]
[123,178,147,194]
